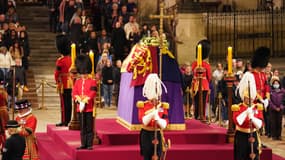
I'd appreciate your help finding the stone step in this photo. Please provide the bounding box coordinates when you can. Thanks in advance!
[30,45,56,49]
[27,28,50,32]
[16,4,61,111]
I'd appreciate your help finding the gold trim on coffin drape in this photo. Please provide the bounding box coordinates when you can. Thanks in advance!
[116,117,186,131]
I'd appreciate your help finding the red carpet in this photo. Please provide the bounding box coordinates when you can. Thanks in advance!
[37,119,279,160]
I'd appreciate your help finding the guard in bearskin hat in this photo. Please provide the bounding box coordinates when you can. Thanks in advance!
[54,34,72,127]
[15,99,40,160]
[2,120,26,160]
[251,46,271,136]
[191,39,212,119]
[72,54,97,150]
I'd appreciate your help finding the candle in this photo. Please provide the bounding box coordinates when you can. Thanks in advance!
[197,44,202,67]
[71,43,76,66]
[227,46,233,75]
[89,50,95,76]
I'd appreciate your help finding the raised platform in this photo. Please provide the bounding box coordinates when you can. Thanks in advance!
[37,119,274,160]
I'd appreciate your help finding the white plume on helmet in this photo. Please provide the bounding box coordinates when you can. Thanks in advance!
[142,73,167,100]
[236,71,257,101]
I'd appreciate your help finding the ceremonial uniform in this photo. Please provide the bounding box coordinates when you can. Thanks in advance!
[73,77,97,149]
[232,103,263,160]
[54,34,72,127]
[136,73,169,160]
[252,70,270,101]
[250,47,271,136]
[15,100,39,160]
[233,71,264,160]
[54,55,72,126]
[72,54,97,150]
[137,100,169,160]
[0,86,9,148]
[191,40,212,119]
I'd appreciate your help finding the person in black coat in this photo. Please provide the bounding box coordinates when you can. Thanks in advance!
[2,120,26,160]
[0,0,8,14]
[111,21,126,61]
[19,31,30,70]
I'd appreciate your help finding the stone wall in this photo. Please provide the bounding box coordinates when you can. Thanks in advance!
[138,0,158,18]
[176,13,207,65]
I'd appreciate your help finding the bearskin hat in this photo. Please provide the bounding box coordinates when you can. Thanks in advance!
[196,39,211,60]
[56,34,71,56]
[251,46,270,69]
[75,54,92,74]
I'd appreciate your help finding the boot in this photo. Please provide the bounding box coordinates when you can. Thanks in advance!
[77,134,87,150]
[86,133,94,150]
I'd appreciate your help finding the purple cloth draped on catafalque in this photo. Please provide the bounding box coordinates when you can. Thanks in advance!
[117,72,185,125]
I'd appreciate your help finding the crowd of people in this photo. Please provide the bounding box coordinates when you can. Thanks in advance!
[0,0,30,100]
[50,0,164,108]
[0,1,39,159]
[181,48,285,141]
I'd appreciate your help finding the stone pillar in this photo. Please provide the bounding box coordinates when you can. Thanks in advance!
[138,0,158,18]
[176,13,207,65]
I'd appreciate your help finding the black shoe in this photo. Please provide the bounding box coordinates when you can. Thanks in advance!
[76,146,87,150]
[56,123,64,127]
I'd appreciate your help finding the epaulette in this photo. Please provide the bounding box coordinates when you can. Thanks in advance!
[136,101,144,108]
[231,104,240,112]
[256,103,263,111]
[161,102,169,109]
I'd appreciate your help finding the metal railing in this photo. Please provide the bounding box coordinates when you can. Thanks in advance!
[206,8,285,60]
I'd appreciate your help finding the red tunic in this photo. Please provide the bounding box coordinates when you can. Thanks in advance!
[138,101,169,128]
[191,61,212,91]
[54,55,72,89]
[16,113,39,160]
[233,103,264,130]
[0,88,8,152]
[252,70,270,100]
[72,77,97,112]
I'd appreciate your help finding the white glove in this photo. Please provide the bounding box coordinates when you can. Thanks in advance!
[251,116,262,129]
[156,118,167,129]
[247,106,254,115]
[142,109,157,125]
[248,112,254,120]
[262,99,269,109]
[154,109,160,121]
[79,102,86,112]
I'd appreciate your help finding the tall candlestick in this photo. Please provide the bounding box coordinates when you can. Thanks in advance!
[227,46,233,75]
[89,50,95,76]
[71,43,76,66]
[197,44,202,67]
